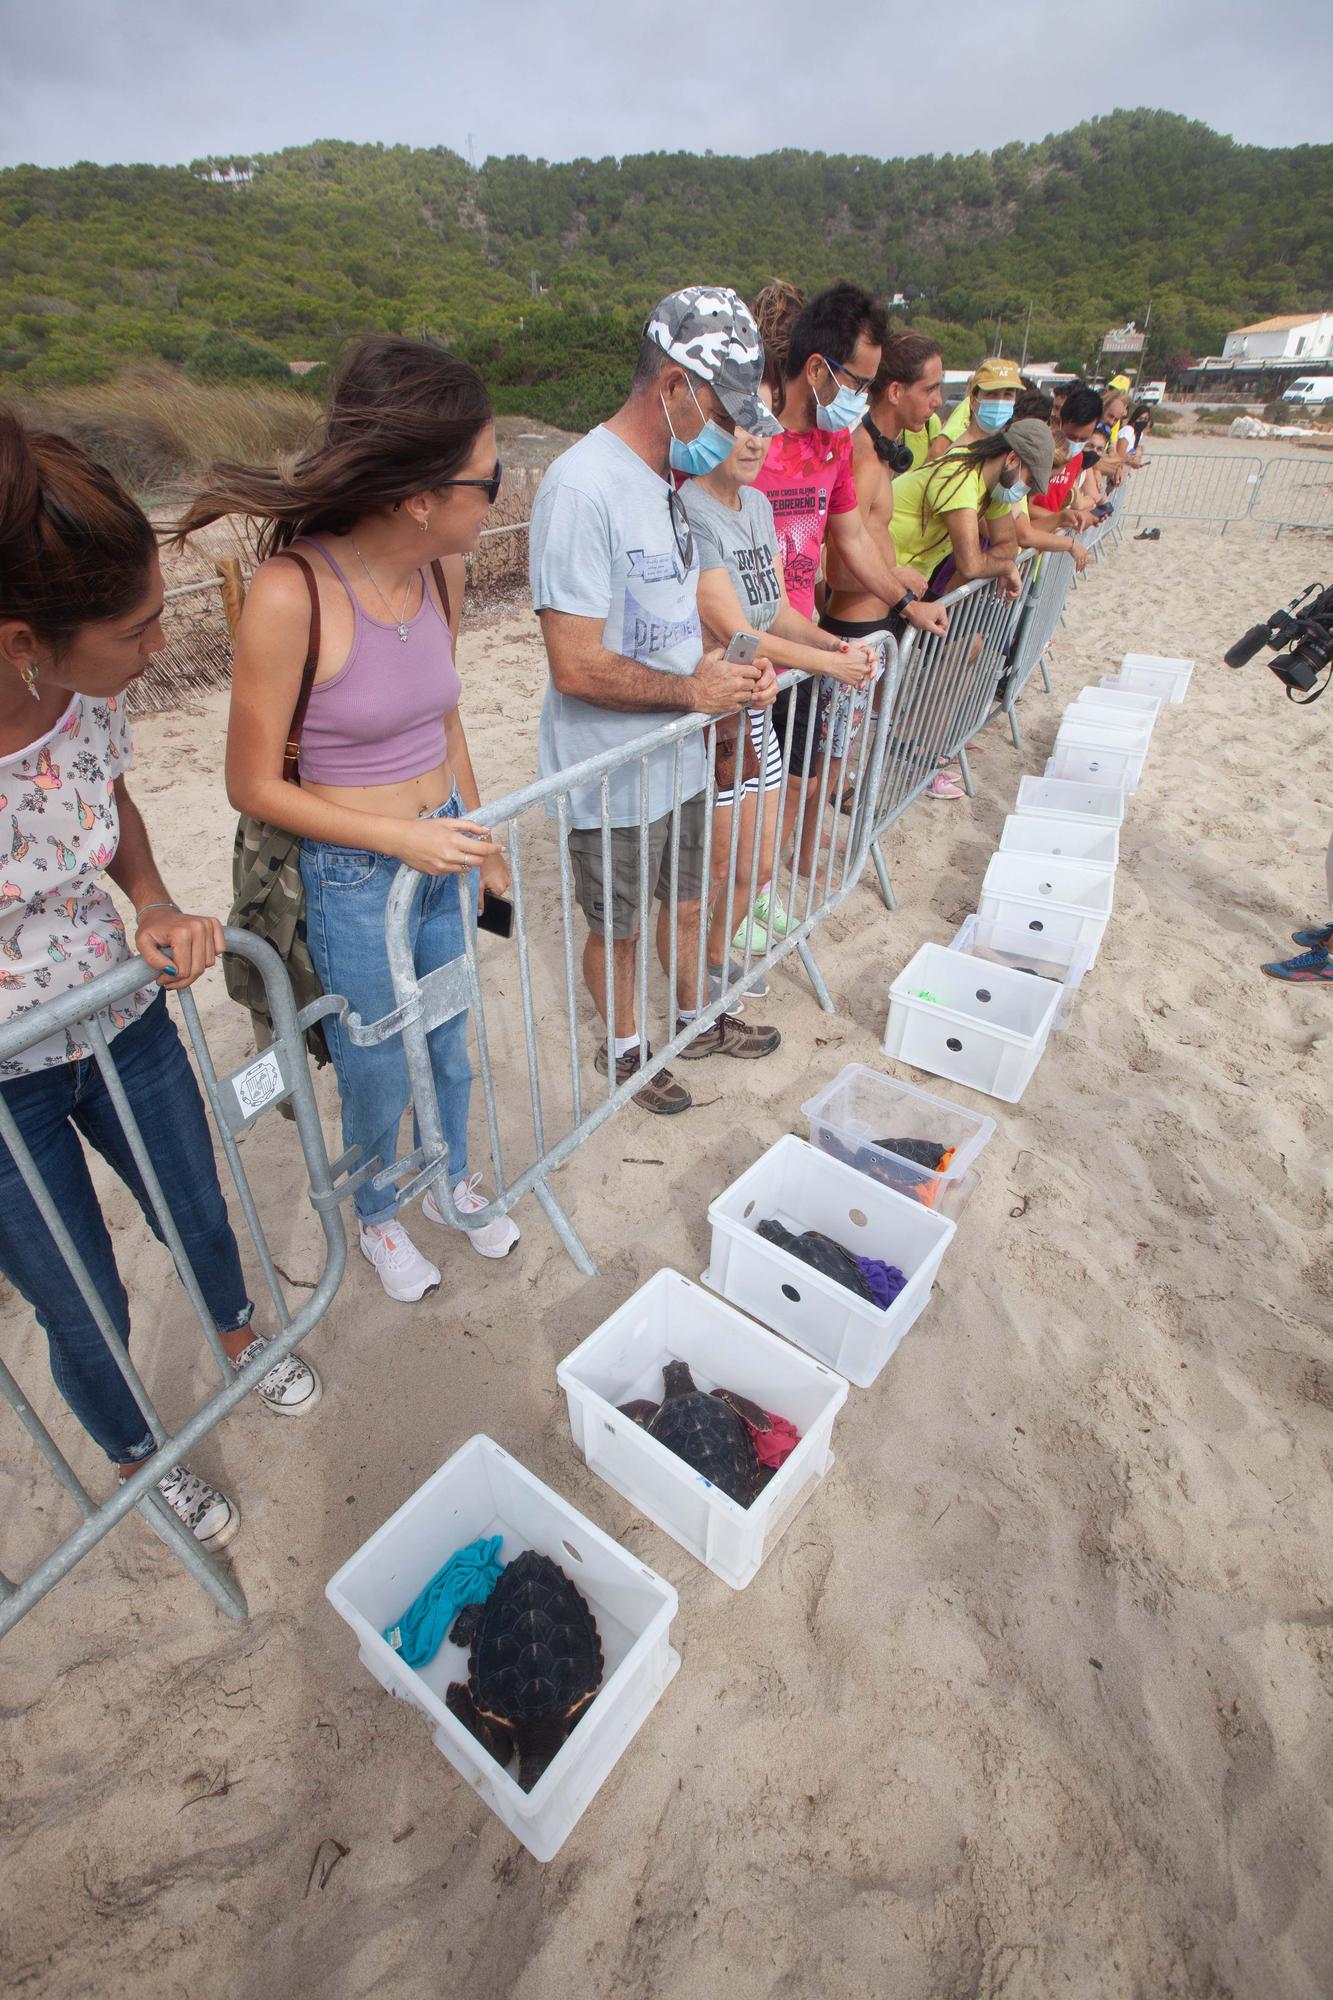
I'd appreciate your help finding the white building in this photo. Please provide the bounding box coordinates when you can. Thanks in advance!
[1222,313,1333,363]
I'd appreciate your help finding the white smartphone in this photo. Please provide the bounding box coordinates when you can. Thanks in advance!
[723,631,761,665]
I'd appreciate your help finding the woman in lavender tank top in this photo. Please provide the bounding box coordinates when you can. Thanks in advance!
[180,337,519,1303]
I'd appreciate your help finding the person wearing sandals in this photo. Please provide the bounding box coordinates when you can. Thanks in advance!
[0,407,319,1555]
[531,287,784,1118]
[682,417,878,988]
[183,336,519,1303]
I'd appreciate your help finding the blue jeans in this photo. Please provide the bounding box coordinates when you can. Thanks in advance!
[300,795,473,1227]
[0,993,253,1465]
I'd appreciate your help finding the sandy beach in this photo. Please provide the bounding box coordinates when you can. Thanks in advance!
[1,468,1331,1998]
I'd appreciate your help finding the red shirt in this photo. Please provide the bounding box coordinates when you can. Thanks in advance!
[1032,446,1084,514]
[752,426,858,620]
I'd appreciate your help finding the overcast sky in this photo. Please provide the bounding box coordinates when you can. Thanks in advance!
[2,0,1330,170]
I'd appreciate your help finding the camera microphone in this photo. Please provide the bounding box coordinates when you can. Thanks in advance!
[1224,625,1273,669]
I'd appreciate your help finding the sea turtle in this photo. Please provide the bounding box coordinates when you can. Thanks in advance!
[445,1551,604,1792]
[757,1217,878,1303]
[621,1359,770,1506]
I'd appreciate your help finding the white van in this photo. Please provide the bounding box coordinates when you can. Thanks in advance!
[1281,376,1333,406]
[1138,381,1166,405]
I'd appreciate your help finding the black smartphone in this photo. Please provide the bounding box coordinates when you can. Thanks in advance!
[476,893,514,939]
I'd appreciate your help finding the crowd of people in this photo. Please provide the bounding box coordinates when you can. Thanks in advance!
[0,279,1148,1552]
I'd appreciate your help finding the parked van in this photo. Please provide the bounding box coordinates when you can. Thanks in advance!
[1281,376,1333,406]
[1138,381,1167,406]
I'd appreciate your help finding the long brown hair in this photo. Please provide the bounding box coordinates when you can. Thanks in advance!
[921,431,1014,512]
[0,404,157,653]
[751,280,805,417]
[173,335,493,559]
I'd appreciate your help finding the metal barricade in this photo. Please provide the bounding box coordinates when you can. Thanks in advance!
[991,546,1078,752]
[1123,451,1264,527]
[0,932,345,1638]
[333,660,897,1276]
[863,574,1027,910]
[1248,457,1333,532]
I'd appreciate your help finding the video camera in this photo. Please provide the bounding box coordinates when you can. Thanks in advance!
[1225,582,1333,703]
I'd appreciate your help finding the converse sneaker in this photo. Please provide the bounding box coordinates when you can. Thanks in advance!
[229,1334,322,1417]
[132,1462,240,1553]
[358,1219,441,1302]
[422,1175,520,1259]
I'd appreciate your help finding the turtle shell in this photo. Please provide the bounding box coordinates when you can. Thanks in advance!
[648,1371,762,1506]
[467,1550,603,1723]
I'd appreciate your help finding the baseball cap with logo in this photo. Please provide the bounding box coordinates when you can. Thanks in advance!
[1108,373,1132,393]
[644,286,782,437]
[972,356,1025,394]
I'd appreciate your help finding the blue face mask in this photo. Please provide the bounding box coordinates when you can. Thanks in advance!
[815,359,870,434]
[996,474,1029,504]
[976,398,1013,433]
[662,380,734,476]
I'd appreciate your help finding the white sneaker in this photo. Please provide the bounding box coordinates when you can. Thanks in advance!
[229,1333,322,1416]
[142,1463,240,1552]
[358,1219,441,1302]
[422,1175,520,1259]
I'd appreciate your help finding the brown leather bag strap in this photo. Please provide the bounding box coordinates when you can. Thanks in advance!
[429,557,452,629]
[273,550,321,784]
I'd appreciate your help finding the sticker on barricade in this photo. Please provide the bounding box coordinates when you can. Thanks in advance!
[221,1044,294,1128]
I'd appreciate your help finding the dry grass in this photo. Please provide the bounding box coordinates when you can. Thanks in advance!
[12,367,319,499]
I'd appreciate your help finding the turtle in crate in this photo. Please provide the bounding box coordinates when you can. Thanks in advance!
[445,1551,604,1792]
[619,1359,773,1506]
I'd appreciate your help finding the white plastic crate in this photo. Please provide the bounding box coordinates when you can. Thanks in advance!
[978,851,1116,965]
[326,1434,679,1863]
[557,1269,848,1590]
[1053,715,1150,791]
[1070,695,1160,737]
[1015,774,1128,825]
[1044,741,1141,795]
[998,811,1119,868]
[1116,653,1194,703]
[883,940,1062,1105]
[800,1062,995,1219]
[949,912,1092,1032]
[1085,682,1164,720]
[703,1133,956,1389]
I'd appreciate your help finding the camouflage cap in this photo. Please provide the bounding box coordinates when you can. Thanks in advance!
[644,286,782,437]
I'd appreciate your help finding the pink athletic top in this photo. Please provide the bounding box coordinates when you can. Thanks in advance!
[294,538,461,786]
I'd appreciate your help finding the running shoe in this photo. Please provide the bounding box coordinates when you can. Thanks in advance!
[1262,944,1333,983]
[422,1175,520,1259]
[358,1219,441,1302]
[1291,924,1333,950]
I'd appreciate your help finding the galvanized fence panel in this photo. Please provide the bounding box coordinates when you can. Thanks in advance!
[1249,457,1333,531]
[341,659,898,1276]
[0,932,346,1638]
[1123,451,1264,526]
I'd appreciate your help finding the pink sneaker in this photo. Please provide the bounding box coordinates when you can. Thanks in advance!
[927,770,966,800]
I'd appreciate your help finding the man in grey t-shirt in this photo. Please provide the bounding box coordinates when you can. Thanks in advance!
[530,285,783,1114]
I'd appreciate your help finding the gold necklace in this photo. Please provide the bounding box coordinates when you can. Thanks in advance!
[351,542,417,643]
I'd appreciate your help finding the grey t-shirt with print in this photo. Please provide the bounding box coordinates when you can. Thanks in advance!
[531,425,707,830]
[679,481,783,635]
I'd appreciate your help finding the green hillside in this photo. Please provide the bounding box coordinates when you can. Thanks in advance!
[2,110,1330,427]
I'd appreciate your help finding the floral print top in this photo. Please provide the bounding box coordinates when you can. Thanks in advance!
[0,693,157,1075]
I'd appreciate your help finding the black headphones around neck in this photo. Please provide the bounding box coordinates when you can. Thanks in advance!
[863,417,914,475]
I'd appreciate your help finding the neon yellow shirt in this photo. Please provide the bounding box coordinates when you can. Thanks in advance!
[941,397,972,442]
[888,458,1012,577]
[899,412,941,470]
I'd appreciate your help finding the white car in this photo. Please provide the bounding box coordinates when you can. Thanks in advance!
[1138,381,1167,406]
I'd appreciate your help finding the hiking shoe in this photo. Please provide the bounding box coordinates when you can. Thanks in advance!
[1262,944,1333,983]
[229,1334,322,1417]
[708,956,767,1001]
[358,1219,441,1302]
[422,1175,520,1259]
[1291,923,1333,950]
[676,1010,781,1060]
[595,1039,691,1114]
[143,1463,240,1553]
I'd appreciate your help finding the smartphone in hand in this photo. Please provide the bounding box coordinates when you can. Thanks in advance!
[724,631,761,665]
[476,894,514,939]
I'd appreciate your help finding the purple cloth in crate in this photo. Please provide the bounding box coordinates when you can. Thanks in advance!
[854,1256,907,1310]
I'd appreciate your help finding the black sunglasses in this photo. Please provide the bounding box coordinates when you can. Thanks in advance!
[667,486,695,572]
[437,459,503,504]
